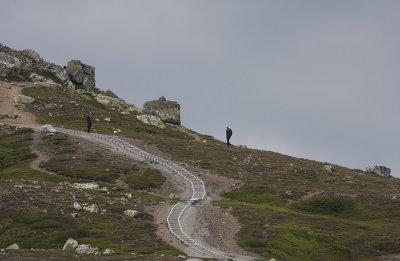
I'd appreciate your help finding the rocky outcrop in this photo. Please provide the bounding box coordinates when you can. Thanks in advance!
[365,166,391,177]
[0,43,94,90]
[142,98,181,125]
[66,60,95,91]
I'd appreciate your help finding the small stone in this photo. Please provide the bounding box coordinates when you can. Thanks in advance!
[73,202,82,210]
[178,254,186,258]
[269,259,277,261]
[123,209,139,218]
[103,248,114,255]
[6,243,19,250]
[75,244,91,254]
[103,117,111,122]
[41,124,56,133]
[83,203,99,213]
[392,195,398,200]
[72,213,78,218]
[126,193,132,198]
[72,182,99,190]
[100,187,109,193]
[14,95,35,104]
[62,238,78,251]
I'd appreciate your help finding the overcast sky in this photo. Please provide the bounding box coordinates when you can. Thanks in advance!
[1,0,399,177]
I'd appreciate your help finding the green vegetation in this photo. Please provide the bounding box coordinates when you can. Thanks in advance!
[0,127,181,256]
[22,85,189,140]
[14,84,400,260]
[126,169,165,190]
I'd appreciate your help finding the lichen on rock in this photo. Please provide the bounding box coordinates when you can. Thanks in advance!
[136,115,166,128]
[14,95,35,104]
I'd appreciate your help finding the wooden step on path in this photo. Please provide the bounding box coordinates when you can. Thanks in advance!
[19,126,234,259]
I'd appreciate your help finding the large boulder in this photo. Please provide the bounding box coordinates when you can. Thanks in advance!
[66,60,95,91]
[365,166,391,177]
[142,98,181,125]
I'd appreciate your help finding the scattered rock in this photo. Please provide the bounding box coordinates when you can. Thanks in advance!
[143,99,181,125]
[72,182,99,190]
[83,203,99,213]
[269,258,277,261]
[3,85,11,89]
[103,248,114,255]
[103,117,111,122]
[100,187,109,193]
[41,124,56,133]
[365,166,391,177]
[324,165,334,172]
[5,113,18,119]
[75,244,98,254]
[178,254,186,258]
[71,213,78,218]
[136,114,166,128]
[73,202,82,210]
[14,95,35,104]
[6,243,19,250]
[62,238,78,251]
[123,209,139,218]
[392,195,398,200]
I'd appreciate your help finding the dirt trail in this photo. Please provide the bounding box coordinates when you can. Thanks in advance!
[0,81,39,125]
[0,81,258,260]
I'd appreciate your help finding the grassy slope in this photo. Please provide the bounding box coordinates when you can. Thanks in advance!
[18,85,400,261]
[0,125,181,258]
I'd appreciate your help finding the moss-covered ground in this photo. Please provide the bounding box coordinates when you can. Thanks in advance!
[17,84,400,260]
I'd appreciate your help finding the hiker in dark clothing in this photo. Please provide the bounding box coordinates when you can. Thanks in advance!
[226,127,232,146]
[87,113,92,133]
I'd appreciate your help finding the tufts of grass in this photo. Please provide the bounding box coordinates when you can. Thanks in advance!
[126,169,165,190]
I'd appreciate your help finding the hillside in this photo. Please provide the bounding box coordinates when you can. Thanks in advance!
[1,44,400,261]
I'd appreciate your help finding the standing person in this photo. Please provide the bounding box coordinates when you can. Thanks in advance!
[87,112,92,133]
[226,127,232,146]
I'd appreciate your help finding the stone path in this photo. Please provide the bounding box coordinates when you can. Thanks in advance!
[16,125,256,260]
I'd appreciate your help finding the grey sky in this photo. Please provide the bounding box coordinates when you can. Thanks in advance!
[1,0,399,177]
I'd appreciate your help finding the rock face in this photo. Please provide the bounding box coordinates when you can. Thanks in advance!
[365,166,391,177]
[0,43,95,90]
[66,60,95,91]
[142,99,181,125]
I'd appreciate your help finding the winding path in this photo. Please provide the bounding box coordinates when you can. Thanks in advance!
[17,125,255,260]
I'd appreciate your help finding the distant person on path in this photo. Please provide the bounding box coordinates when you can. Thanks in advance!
[226,127,232,146]
[87,112,92,133]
